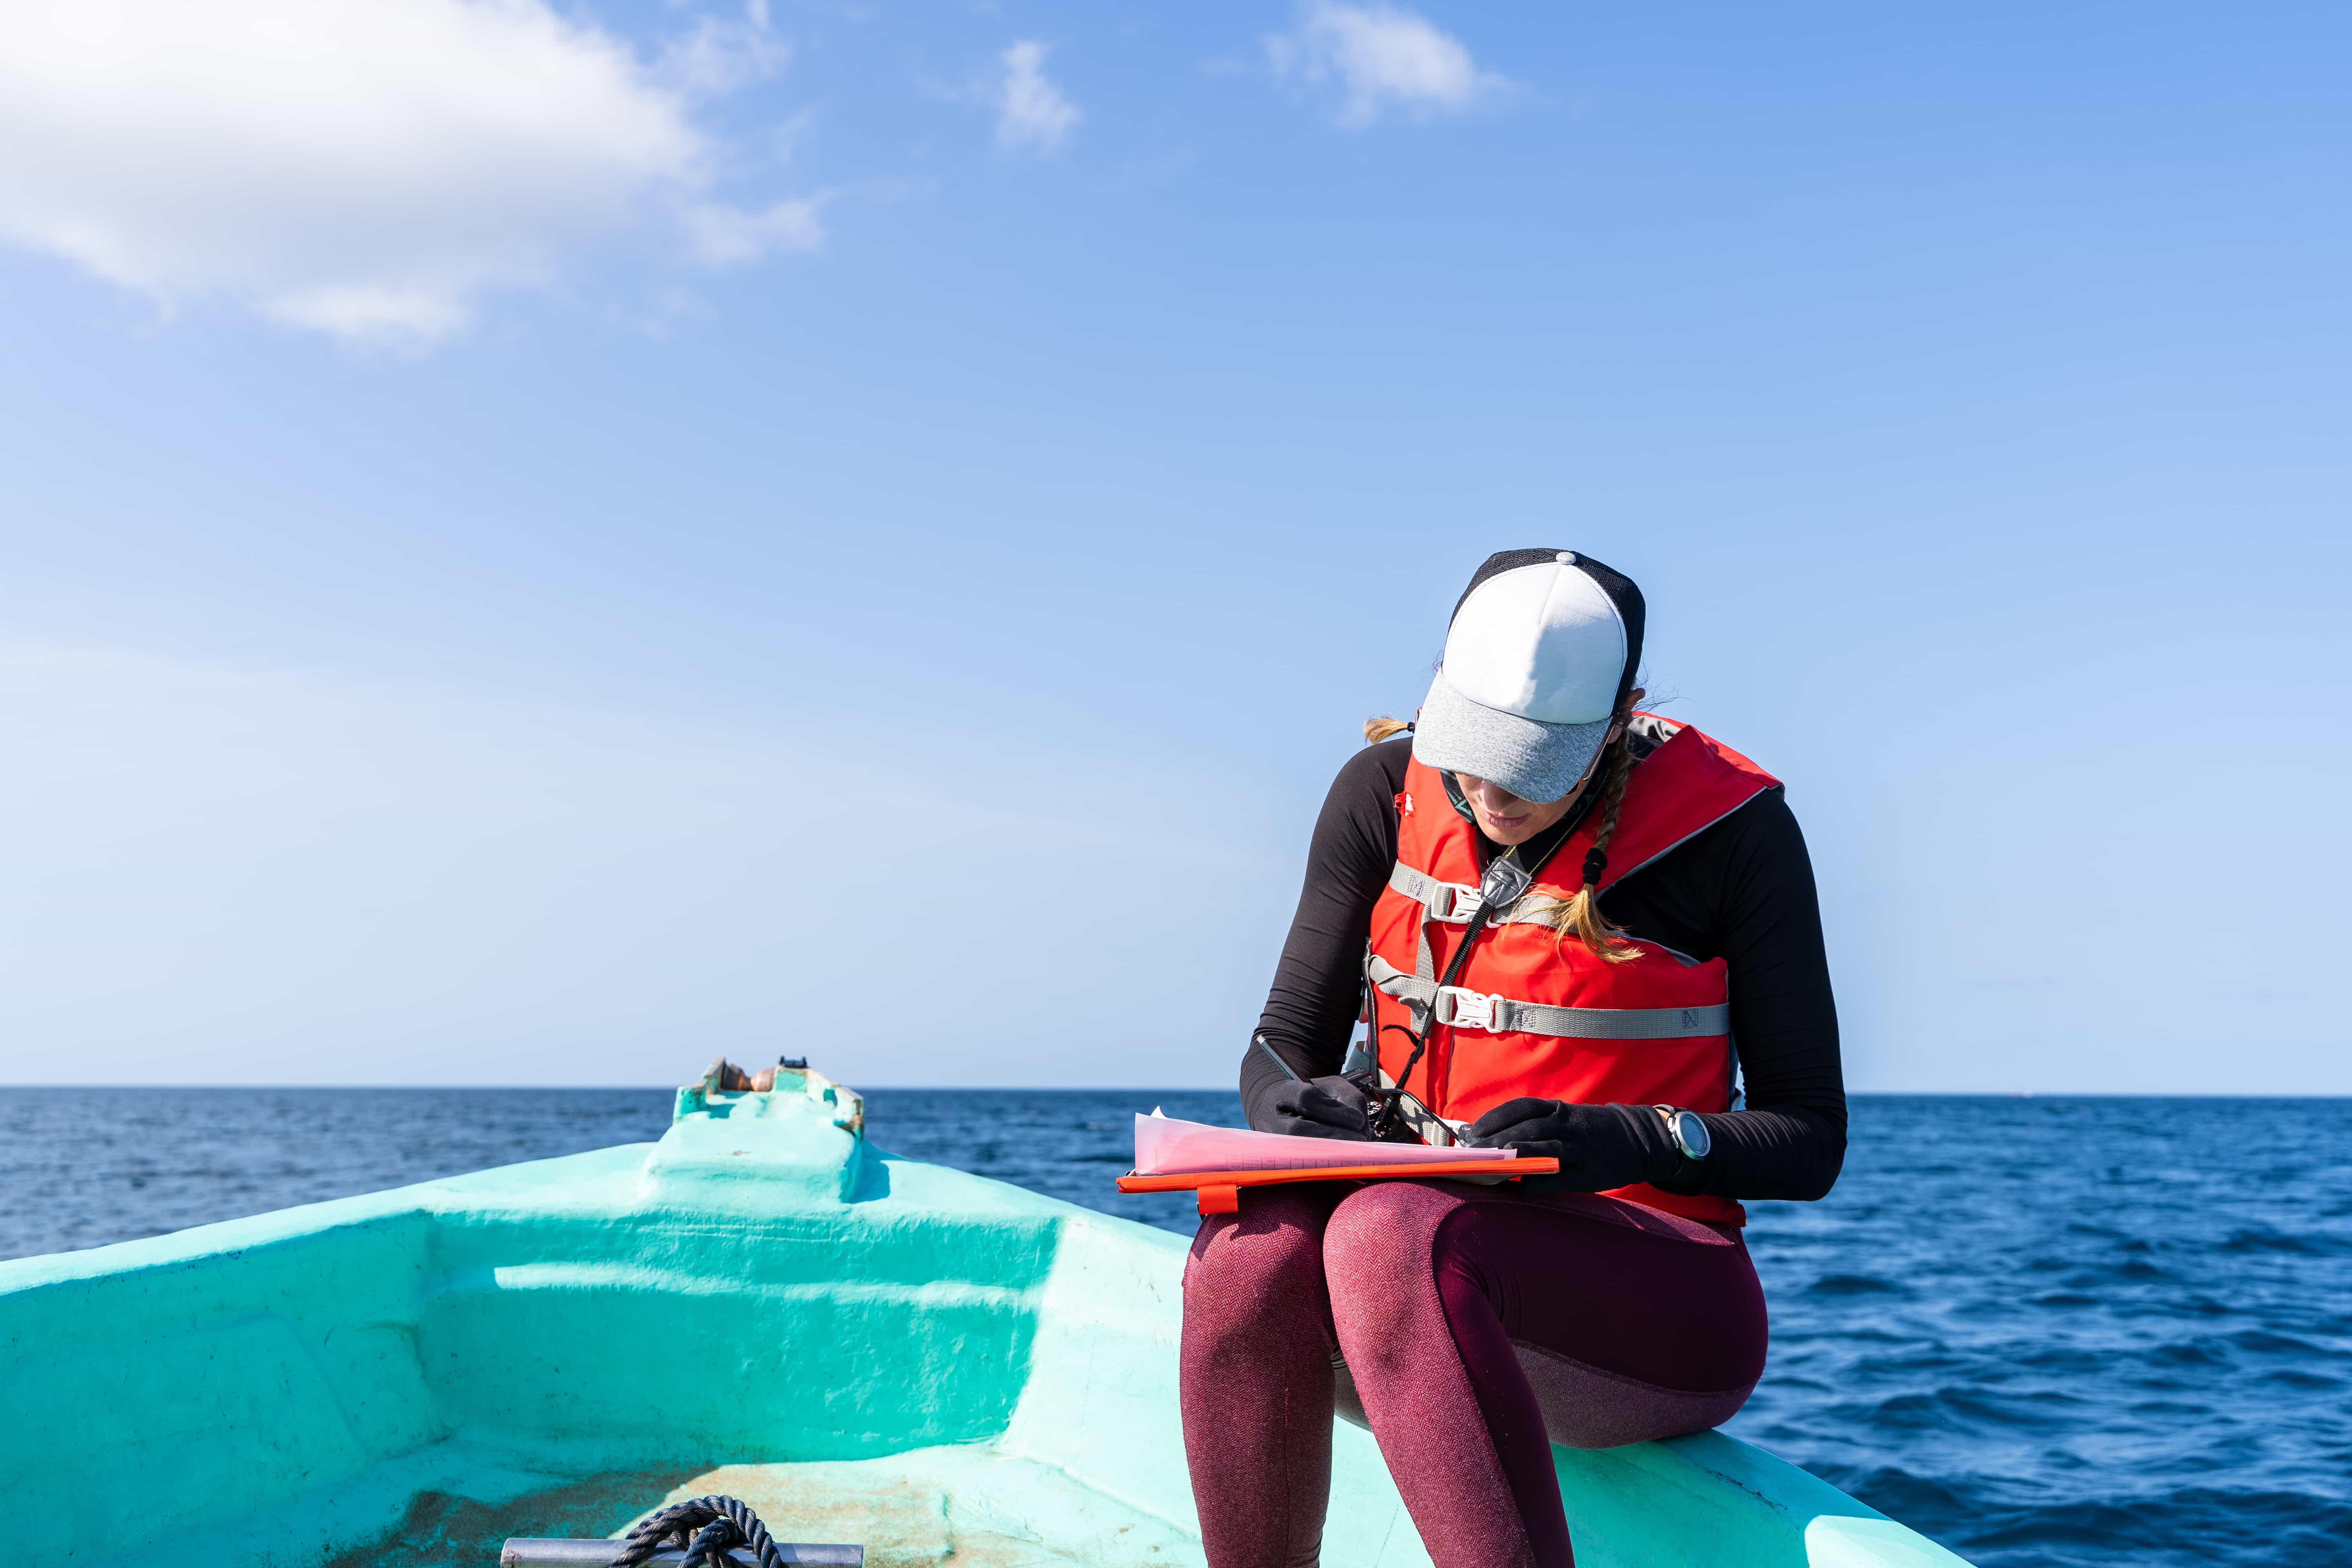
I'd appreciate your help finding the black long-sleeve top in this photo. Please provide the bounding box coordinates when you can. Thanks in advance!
[1241,734,1847,1202]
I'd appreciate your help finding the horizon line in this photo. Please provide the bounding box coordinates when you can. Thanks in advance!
[2,1084,2348,1100]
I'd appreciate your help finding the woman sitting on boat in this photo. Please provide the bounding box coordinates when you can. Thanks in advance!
[1183,549,1846,1568]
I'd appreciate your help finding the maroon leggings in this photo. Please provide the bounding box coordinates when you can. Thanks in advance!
[1179,1180,1768,1568]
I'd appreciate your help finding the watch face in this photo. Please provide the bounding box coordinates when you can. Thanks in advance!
[1676,1112,1712,1160]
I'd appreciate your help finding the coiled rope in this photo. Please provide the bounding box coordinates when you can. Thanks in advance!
[610,1495,790,1568]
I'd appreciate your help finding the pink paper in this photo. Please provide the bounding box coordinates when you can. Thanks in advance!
[1132,1112,1517,1177]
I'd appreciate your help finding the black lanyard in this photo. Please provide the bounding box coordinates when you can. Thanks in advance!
[1366,825,1577,1138]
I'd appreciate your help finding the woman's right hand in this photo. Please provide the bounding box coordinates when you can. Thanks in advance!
[1265,1074,1379,1140]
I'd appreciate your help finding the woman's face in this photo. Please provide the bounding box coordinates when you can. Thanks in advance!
[1452,774,1583,846]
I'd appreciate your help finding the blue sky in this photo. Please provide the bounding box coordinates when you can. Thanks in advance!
[0,1,2346,1092]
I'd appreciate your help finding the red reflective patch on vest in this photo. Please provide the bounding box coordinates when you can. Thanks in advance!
[1396,791,1414,816]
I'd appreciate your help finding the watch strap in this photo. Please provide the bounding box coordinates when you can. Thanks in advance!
[1651,1104,1707,1161]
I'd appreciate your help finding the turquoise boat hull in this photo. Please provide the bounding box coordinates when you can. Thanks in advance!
[0,1071,1973,1567]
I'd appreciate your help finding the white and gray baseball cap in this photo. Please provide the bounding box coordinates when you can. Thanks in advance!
[1411,549,1646,804]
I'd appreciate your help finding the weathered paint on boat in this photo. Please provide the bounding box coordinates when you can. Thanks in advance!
[0,1071,1973,1567]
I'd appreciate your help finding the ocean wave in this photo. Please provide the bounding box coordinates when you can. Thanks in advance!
[2219,1225,2341,1255]
[1805,1272,1908,1296]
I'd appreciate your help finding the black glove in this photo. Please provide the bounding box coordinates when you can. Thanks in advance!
[1466,1098,1681,1192]
[1261,1074,1380,1141]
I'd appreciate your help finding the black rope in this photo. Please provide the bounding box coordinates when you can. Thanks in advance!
[610,1496,789,1568]
[682,1521,740,1568]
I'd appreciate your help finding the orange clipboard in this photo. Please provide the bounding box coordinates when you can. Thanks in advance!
[1117,1157,1559,1215]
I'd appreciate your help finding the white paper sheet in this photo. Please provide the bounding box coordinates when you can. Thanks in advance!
[1132,1112,1516,1177]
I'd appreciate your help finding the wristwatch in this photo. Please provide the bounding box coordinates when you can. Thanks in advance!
[1651,1104,1711,1162]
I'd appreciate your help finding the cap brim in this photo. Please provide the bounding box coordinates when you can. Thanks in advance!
[1410,670,1609,804]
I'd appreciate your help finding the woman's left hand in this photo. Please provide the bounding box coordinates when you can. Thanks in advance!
[1465,1098,1672,1192]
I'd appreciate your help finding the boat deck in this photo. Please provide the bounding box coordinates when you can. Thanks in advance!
[326,1445,1196,1568]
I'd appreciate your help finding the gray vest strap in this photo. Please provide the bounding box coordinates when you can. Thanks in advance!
[1387,861,1564,929]
[1388,860,1570,984]
[1388,861,1481,923]
[1367,955,1729,1041]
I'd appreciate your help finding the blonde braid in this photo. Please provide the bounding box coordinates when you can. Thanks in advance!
[1364,715,1412,743]
[1540,730,1643,962]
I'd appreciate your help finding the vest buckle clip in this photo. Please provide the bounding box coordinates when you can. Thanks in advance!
[1426,881,1483,923]
[1433,987,1504,1031]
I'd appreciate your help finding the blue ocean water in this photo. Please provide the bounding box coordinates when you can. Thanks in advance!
[2,1088,2346,1568]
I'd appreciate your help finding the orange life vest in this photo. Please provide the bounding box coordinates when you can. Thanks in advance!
[1366,717,1778,1228]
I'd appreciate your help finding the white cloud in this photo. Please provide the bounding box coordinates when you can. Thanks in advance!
[658,0,789,101]
[1267,2,1503,127]
[768,107,822,167]
[682,194,829,265]
[995,40,1080,154]
[0,0,815,344]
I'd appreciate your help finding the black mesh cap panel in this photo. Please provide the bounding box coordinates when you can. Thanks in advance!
[1447,549,1646,713]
